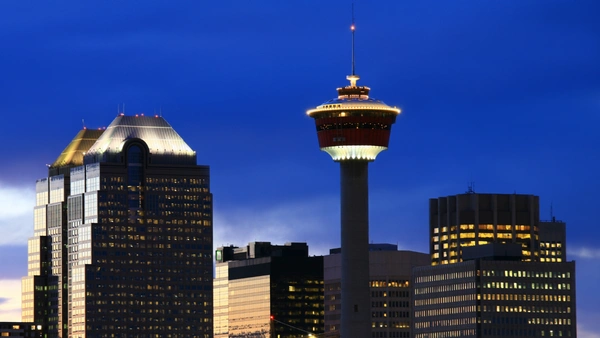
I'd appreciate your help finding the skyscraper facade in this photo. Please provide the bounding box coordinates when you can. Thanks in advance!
[23,129,104,337]
[418,191,577,337]
[412,249,577,338]
[214,242,324,338]
[429,193,540,265]
[22,115,213,338]
[324,245,429,338]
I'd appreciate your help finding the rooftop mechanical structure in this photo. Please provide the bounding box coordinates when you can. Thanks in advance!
[306,20,401,338]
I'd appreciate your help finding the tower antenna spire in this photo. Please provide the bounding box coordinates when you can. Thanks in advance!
[346,1,360,87]
[351,1,356,76]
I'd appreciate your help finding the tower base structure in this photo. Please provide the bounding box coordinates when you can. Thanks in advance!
[340,160,371,338]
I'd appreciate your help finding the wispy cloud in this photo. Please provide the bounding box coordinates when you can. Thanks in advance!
[569,247,600,259]
[579,326,600,338]
[0,279,21,321]
[578,312,600,338]
[0,182,34,246]
[214,195,339,256]
[213,185,443,257]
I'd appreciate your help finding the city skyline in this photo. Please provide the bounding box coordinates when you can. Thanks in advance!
[0,1,599,336]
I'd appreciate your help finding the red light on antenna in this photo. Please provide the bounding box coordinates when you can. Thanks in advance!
[351,25,355,30]
[270,315,274,320]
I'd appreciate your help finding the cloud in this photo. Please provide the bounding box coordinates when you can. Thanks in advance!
[578,312,600,338]
[0,279,21,321]
[213,184,445,257]
[214,195,339,257]
[0,183,35,246]
[569,247,600,259]
[579,326,600,338]
[0,245,27,280]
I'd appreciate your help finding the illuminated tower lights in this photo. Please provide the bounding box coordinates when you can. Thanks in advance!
[306,16,401,338]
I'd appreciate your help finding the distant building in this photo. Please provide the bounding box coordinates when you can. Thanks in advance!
[0,322,45,337]
[412,244,577,338]
[324,244,429,338]
[22,115,213,337]
[214,242,324,338]
[539,218,567,262]
[429,193,541,265]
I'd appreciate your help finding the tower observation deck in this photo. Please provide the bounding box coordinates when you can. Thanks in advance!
[306,75,400,161]
[306,20,401,338]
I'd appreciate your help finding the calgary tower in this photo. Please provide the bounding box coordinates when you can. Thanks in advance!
[306,16,401,338]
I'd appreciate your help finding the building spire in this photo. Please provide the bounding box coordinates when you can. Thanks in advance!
[351,2,356,76]
[347,1,360,87]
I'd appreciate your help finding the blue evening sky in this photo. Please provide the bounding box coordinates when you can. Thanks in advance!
[0,1,598,334]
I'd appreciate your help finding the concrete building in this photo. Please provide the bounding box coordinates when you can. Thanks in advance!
[214,242,324,338]
[324,245,429,338]
[22,115,213,337]
[429,192,541,265]
[306,22,402,338]
[412,244,577,338]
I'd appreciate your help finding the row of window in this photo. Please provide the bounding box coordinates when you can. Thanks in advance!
[483,281,570,290]
[415,282,475,295]
[370,280,409,288]
[481,293,571,302]
[415,329,476,338]
[434,224,533,233]
[415,271,474,283]
[414,316,476,328]
[415,293,475,306]
[482,270,571,279]
[415,305,476,318]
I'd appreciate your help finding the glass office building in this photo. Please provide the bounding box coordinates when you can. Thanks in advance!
[22,115,213,338]
[412,253,576,338]
[214,242,324,338]
[429,193,541,265]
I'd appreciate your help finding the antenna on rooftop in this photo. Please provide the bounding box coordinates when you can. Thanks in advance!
[466,182,475,194]
[466,174,475,194]
[82,119,86,130]
[550,202,555,221]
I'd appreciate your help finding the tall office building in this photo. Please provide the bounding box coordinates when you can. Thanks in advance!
[412,244,577,338]
[23,129,104,337]
[429,193,541,265]
[306,21,401,338]
[420,192,577,337]
[214,242,324,338]
[22,115,213,338]
[324,245,429,338]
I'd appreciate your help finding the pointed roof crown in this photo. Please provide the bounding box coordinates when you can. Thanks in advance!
[51,129,104,169]
[84,115,196,165]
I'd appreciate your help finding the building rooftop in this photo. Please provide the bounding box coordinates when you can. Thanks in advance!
[84,115,196,165]
[50,129,104,169]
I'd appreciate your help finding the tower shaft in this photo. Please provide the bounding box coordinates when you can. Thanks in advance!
[340,160,371,338]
